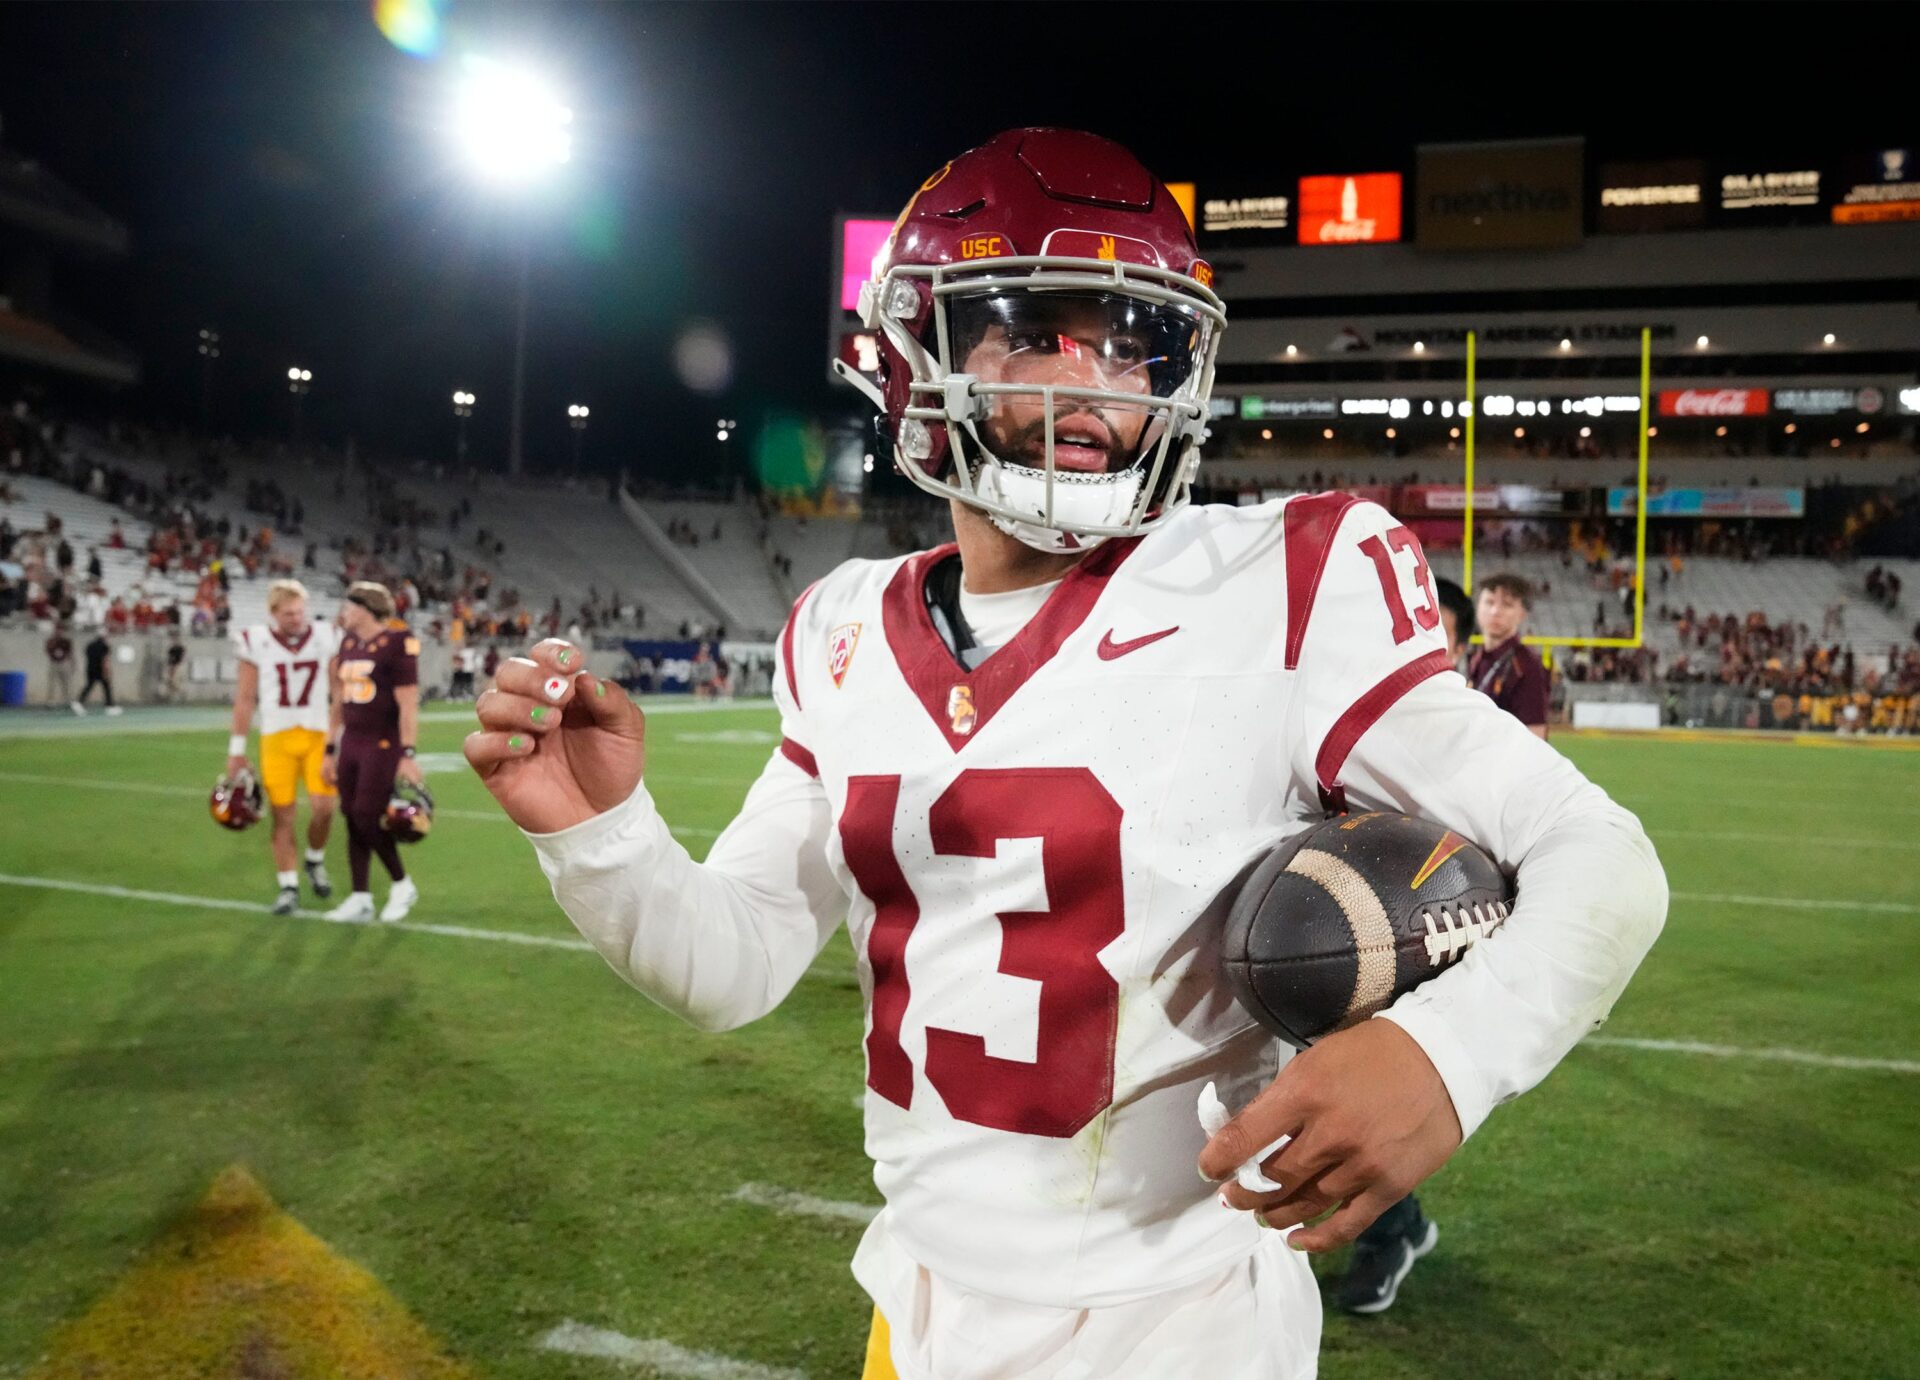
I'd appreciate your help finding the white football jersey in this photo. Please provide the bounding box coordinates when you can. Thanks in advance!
[774,496,1453,1308]
[233,621,340,736]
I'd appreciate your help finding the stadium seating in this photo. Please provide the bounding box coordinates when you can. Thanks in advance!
[1425,549,1920,651]
[1,472,165,605]
[627,496,789,636]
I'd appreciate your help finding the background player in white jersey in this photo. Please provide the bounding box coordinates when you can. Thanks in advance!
[228,578,339,914]
[465,130,1667,1380]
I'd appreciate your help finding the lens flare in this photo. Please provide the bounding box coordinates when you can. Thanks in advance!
[371,0,443,57]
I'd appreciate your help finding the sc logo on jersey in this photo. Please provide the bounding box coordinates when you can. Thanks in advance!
[946,684,976,736]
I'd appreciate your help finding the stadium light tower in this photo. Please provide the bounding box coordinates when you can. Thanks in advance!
[451,55,573,478]
[287,367,313,443]
[452,390,476,469]
[567,403,590,471]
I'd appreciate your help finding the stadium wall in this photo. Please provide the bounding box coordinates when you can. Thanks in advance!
[0,630,450,708]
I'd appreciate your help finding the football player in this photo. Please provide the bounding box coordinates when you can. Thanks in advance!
[323,581,423,922]
[466,130,1667,1379]
[228,578,339,915]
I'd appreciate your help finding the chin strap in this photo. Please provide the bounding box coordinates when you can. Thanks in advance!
[830,358,886,410]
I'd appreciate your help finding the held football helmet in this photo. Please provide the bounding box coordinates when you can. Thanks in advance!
[382,780,435,843]
[839,128,1226,554]
[210,767,265,831]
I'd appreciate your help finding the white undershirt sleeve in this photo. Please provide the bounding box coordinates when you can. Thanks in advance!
[523,749,845,1033]
[1332,673,1669,1139]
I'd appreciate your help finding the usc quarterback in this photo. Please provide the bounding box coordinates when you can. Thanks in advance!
[227,578,338,915]
[467,130,1668,1378]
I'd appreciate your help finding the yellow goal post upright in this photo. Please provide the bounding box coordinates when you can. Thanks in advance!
[1460,327,1652,652]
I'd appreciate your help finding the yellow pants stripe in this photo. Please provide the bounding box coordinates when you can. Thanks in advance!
[861,1309,898,1380]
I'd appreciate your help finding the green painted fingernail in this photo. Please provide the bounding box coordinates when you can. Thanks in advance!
[594,681,606,698]
[509,735,526,751]
[530,706,548,724]
[557,649,573,666]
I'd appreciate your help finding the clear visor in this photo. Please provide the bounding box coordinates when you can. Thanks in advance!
[946,290,1206,475]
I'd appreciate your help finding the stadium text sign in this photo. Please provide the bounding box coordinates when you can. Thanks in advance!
[1239,396,1337,420]
[1607,487,1805,519]
[1297,174,1402,245]
[1833,148,1920,224]
[1658,388,1769,417]
[1719,169,1820,211]
[1415,139,1584,250]
[1202,194,1291,234]
[1773,387,1883,416]
[1598,159,1708,233]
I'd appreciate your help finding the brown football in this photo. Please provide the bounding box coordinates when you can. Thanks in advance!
[1221,811,1515,1050]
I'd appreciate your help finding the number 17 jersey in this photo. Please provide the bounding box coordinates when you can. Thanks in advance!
[233,621,341,736]
[775,496,1454,1309]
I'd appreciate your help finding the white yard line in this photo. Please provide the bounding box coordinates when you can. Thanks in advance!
[729,1182,879,1226]
[1670,889,1920,917]
[537,1321,807,1380]
[0,873,593,952]
[0,771,720,836]
[5,874,1918,1085]
[0,698,776,741]
[1659,829,1920,851]
[1583,1035,1920,1075]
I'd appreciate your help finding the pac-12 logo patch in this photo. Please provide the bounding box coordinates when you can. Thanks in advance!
[827,623,862,689]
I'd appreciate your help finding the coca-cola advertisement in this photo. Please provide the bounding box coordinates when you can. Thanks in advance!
[1657,388,1770,417]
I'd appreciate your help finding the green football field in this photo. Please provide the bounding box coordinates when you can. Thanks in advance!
[2,703,1916,1379]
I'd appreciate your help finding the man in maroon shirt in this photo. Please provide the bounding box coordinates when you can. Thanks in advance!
[1470,573,1550,739]
[322,582,423,921]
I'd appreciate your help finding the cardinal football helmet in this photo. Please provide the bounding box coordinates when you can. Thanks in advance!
[841,128,1225,553]
[210,767,265,831]
[382,779,435,843]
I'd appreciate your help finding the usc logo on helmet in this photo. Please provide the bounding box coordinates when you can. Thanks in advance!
[1191,259,1215,289]
[959,235,1004,260]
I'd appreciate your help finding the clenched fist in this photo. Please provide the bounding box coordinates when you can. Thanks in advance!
[465,639,646,834]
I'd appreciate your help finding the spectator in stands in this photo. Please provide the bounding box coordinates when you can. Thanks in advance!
[1471,574,1550,740]
[56,537,74,576]
[73,630,121,716]
[450,645,479,699]
[76,579,108,629]
[163,632,186,702]
[86,546,102,582]
[45,623,75,705]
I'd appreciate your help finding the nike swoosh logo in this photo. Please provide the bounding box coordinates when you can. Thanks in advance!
[1097,626,1180,661]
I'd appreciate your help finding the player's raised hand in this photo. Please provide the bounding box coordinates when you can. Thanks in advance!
[465,639,645,834]
[1200,1018,1462,1252]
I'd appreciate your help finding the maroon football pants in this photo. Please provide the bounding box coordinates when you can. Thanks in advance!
[336,736,406,892]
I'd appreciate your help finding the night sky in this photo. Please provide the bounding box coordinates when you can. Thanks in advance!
[0,2,1906,481]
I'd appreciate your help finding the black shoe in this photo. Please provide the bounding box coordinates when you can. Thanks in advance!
[271,886,300,916]
[304,858,332,898]
[1336,1209,1438,1315]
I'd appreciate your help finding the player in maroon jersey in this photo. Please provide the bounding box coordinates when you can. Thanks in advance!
[323,581,423,921]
